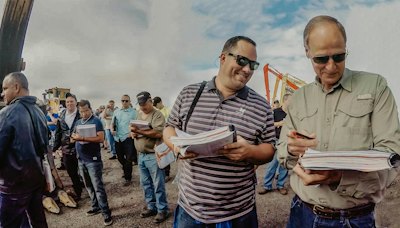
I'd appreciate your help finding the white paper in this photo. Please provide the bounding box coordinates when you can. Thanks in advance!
[130,120,151,130]
[155,143,175,169]
[76,124,96,144]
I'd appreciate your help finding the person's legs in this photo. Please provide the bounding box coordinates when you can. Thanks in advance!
[146,154,168,213]
[262,154,279,190]
[173,205,204,228]
[64,153,83,198]
[86,161,111,219]
[26,187,48,228]
[115,140,132,181]
[286,195,316,228]
[231,206,258,228]
[79,161,100,211]
[276,163,288,189]
[138,153,157,212]
[105,129,116,156]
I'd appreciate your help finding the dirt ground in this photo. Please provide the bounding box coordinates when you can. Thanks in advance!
[46,149,400,228]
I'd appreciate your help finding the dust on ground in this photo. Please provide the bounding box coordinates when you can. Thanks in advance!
[46,149,400,228]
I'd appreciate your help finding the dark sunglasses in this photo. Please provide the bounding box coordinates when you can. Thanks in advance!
[228,53,259,70]
[312,53,347,64]
[121,100,129,102]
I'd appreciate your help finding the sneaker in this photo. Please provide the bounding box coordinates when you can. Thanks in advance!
[258,188,273,195]
[109,156,117,160]
[153,211,169,223]
[140,209,157,218]
[278,188,288,195]
[104,217,113,226]
[86,209,101,216]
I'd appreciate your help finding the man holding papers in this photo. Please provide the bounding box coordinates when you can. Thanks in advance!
[163,36,275,227]
[71,99,112,226]
[277,15,400,227]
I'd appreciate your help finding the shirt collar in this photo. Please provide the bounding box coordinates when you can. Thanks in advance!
[206,76,249,100]
[314,68,351,93]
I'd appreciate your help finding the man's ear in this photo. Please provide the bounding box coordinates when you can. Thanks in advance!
[305,48,311,59]
[219,53,226,64]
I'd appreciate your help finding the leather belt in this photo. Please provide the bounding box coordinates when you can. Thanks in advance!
[300,197,375,219]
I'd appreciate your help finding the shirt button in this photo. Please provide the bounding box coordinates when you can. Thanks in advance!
[323,143,328,149]
[326,118,330,123]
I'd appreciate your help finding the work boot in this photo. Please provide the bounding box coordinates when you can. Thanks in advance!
[140,209,157,218]
[153,211,170,223]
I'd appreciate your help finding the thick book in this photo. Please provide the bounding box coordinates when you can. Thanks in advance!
[130,120,151,130]
[170,125,237,158]
[76,124,96,144]
[155,143,175,169]
[299,148,400,172]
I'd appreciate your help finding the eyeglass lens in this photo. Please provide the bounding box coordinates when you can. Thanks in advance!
[228,53,259,70]
[312,53,346,64]
[121,100,129,102]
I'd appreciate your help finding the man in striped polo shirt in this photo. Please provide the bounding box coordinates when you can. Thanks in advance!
[163,36,276,227]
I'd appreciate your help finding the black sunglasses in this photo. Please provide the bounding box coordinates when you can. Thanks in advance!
[228,53,259,70]
[312,53,347,64]
[121,100,129,102]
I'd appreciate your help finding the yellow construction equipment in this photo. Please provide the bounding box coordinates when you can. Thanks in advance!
[263,64,307,104]
[43,87,70,112]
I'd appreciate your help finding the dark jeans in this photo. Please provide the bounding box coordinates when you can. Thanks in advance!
[115,138,136,181]
[287,195,376,228]
[163,164,171,177]
[0,188,48,228]
[173,205,258,228]
[78,160,111,219]
[63,153,83,197]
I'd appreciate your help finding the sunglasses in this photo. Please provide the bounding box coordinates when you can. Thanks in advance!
[228,53,259,70]
[312,53,347,64]
[121,100,130,103]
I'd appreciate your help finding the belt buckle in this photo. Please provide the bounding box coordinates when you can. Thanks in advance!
[312,205,325,214]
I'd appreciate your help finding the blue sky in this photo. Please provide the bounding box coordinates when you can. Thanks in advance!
[1,0,399,109]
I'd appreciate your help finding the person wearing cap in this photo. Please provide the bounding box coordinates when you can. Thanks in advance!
[131,91,169,224]
[163,36,276,227]
[152,96,172,182]
[277,15,400,227]
[53,92,83,200]
[0,72,49,227]
[111,94,137,186]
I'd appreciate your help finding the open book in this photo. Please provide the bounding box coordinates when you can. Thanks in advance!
[76,124,96,144]
[299,148,400,172]
[170,125,237,158]
[154,143,175,169]
[130,120,151,130]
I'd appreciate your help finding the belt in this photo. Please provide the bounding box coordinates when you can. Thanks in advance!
[300,197,375,219]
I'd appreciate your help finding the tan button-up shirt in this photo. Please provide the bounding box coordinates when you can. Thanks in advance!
[277,68,400,209]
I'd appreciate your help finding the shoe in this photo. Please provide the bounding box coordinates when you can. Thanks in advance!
[109,156,117,160]
[278,188,288,195]
[140,209,157,218]
[104,217,113,226]
[258,188,273,195]
[165,176,172,183]
[123,179,132,186]
[153,211,170,223]
[86,209,101,216]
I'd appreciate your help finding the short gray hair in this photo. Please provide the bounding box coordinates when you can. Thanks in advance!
[5,72,29,90]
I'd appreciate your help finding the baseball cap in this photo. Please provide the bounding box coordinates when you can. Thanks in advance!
[137,91,151,105]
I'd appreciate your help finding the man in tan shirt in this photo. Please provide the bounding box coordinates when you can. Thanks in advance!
[277,15,400,227]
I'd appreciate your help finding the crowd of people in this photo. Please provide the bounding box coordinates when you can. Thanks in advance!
[0,15,399,228]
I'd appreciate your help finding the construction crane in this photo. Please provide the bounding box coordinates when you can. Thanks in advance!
[263,64,307,104]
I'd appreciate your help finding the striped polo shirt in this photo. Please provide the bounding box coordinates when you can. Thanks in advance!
[166,77,276,223]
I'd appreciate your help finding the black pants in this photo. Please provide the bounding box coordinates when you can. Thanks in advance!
[63,153,82,197]
[115,138,137,181]
[163,165,170,177]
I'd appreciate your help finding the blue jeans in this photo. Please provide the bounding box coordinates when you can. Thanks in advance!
[173,204,258,228]
[78,160,111,219]
[138,153,168,213]
[0,188,48,228]
[287,195,376,228]
[105,129,116,156]
[263,153,288,189]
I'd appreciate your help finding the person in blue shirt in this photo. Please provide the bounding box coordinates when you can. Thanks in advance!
[71,99,112,226]
[111,94,137,186]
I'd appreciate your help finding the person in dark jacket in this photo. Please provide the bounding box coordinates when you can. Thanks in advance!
[53,92,83,199]
[0,72,48,227]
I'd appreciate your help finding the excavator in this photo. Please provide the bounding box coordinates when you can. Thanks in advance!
[263,63,307,104]
[0,0,76,214]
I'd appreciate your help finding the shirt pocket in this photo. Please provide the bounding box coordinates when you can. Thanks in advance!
[293,104,318,134]
[335,98,374,150]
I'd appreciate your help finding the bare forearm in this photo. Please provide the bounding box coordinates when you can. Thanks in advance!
[247,143,275,165]
[163,126,177,150]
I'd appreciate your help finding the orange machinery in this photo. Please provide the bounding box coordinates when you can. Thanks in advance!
[263,64,307,104]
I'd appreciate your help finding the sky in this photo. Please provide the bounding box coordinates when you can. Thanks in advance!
[1,0,399,109]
